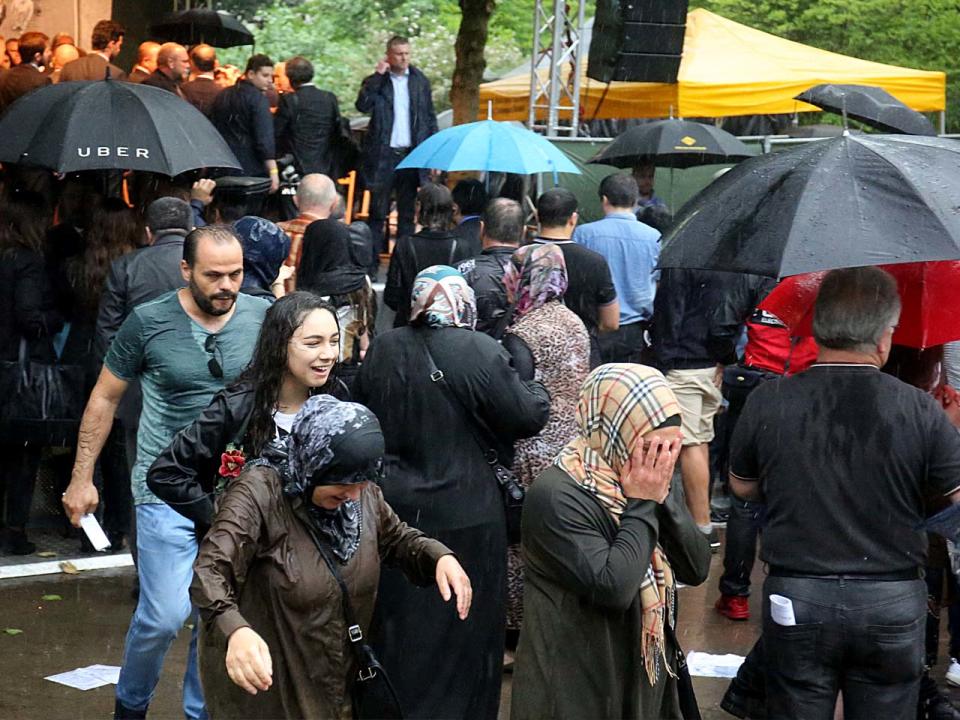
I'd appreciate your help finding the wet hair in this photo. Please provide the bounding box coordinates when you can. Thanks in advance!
[67,198,141,317]
[146,196,192,234]
[387,35,409,52]
[416,183,454,231]
[245,53,274,74]
[599,173,639,208]
[285,56,314,87]
[90,20,124,51]
[481,198,523,246]
[813,266,901,353]
[0,190,50,256]
[451,179,487,216]
[183,224,241,267]
[237,292,340,454]
[190,44,216,72]
[536,187,578,228]
[17,31,47,64]
[638,205,673,233]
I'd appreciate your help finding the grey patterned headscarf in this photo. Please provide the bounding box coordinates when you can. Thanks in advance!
[252,395,385,562]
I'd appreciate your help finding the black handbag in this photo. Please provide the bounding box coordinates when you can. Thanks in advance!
[418,332,525,544]
[0,337,86,445]
[302,522,404,719]
[664,615,702,720]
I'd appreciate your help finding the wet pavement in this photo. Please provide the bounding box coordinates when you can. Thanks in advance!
[0,536,956,719]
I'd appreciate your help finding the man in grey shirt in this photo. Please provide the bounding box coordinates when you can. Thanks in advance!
[64,225,270,719]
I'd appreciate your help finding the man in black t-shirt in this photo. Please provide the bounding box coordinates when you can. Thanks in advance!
[533,188,618,367]
[729,267,960,719]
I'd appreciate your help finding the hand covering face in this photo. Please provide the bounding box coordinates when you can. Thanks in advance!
[409,264,477,329]
[252,394,385,562]
[234,215,292,292]
[503,242,568,318]
[555,363,682,686]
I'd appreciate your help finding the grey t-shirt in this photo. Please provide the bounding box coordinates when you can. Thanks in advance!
[105,290,270,504]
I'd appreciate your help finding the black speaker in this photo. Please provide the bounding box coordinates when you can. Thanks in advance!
[587,0,688,83]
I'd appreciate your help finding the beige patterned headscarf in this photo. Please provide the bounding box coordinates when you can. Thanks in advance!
[556,363,681,685]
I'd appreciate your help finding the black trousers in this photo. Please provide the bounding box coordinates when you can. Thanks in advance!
[0,442,42,530]
[597,320,649,364]
[762,574,925,720]
[367,152,420,270]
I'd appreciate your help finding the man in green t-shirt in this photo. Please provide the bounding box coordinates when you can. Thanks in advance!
[63,224,270,719]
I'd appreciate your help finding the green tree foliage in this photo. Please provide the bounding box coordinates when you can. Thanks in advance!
[699,0,960,130]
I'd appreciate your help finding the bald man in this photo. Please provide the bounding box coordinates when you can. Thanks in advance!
[141,42,188,96]
[50,43,79,83]
[278,173,343,291]
[129,41,159,83]
[182,43,221,116]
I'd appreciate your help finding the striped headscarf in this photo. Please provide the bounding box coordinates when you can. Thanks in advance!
[409,265,477,330]
[503,242,568,318]
[555,363,682,686]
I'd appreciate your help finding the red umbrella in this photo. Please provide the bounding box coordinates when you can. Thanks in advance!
[759,261,960,350]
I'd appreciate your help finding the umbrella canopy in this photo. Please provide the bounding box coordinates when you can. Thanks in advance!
[795,83,937,136]
[150,9,254,48]
[587,119,756,169]
[395,120,580,175]
[759,262,960,349]
[658,134,960,278]
[0,79,240,175]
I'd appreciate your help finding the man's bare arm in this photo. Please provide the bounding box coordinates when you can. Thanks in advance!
[598,300,620,333]
[62,367,129,527]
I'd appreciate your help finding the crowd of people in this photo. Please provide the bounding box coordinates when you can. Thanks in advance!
[2,15,960,720]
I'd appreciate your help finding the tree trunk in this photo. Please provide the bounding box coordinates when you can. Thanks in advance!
[450,0,496,125]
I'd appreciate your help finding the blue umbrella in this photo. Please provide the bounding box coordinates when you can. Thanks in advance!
[396,119,581,176]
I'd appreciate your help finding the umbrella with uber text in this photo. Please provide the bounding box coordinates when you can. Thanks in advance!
[0,79,240,175]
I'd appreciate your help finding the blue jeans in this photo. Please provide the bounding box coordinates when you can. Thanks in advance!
[116,503,207,719]
[763,575,925,720]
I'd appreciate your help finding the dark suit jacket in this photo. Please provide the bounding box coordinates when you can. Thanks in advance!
[355,66,437,188]
[275,84,344,176]
[59,53,127,82]
[210,79,275,176]
[182,77,222,117]
[0,64,51,114]
[141,69,183,96]
[454,217,483,258]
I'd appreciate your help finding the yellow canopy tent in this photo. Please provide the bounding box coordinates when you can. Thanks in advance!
[479,8,946,121]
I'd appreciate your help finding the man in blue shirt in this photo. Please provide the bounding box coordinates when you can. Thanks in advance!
[63,225,270,719]
[573,172,660,363]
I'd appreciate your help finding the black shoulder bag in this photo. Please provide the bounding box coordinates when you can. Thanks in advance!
[664,612,702,720]
[417,332,525,543]
[302,522,405,719]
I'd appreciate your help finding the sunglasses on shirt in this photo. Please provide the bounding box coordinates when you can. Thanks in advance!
[205,334,223,379]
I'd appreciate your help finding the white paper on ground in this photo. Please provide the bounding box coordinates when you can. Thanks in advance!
[686,652,746,678]
[44,664,121,690]
[79,513,111,551]
[769,594,797,626]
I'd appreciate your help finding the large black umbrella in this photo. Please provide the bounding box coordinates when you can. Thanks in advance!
[796,84,936,136]
[658,133,960,278]
[150,9,254,48]
[0,79,240,175]
[588,119,756,169]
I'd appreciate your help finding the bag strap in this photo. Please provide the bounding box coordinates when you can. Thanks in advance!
[417,331,501,465]
[301,521,405,717]
[446,238,458,267]
[662,616,702,720]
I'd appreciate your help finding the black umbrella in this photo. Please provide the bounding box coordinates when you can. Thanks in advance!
[795,84,936,136]
[0,79,240,175]
[150,9,254,48]
[658,133,960,278]
[587,119,756,169]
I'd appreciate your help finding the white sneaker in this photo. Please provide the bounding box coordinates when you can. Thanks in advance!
[946,659,960,687]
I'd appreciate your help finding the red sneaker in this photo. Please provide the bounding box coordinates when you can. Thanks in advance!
[715,594,750,621]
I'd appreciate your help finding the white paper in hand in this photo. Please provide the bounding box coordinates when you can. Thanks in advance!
[769,594,796,626]
[80,514,111,552]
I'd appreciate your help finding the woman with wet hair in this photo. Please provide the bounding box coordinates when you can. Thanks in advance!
[148,292,348,537]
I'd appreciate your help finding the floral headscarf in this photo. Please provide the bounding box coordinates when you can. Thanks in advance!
[555,363,682,686]
[234,215,291,292]
[409,265,477,329]
[503,242,568,318]
[251,395,385,562]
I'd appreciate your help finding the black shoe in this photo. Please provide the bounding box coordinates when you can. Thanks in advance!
[711,508,730,524]
[114,698,148,719]
[720,677,766,719]
[926,691,960,720]
[7,529,36,556]
[708,528,722,553]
